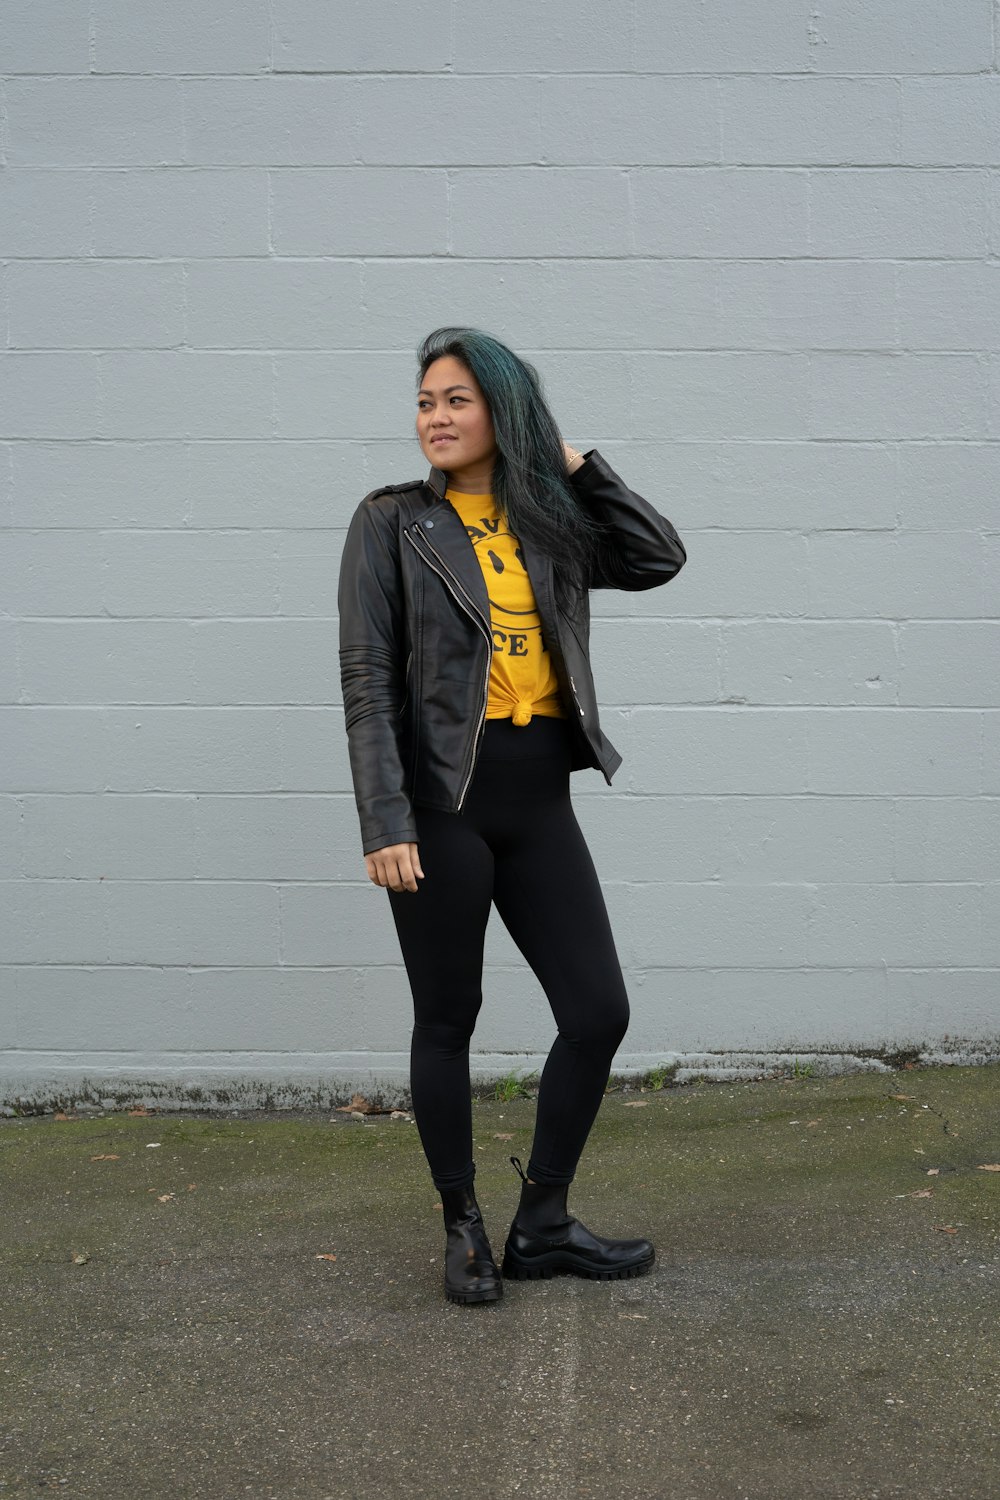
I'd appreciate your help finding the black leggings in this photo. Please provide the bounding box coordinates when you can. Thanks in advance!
[387,715,630,1192]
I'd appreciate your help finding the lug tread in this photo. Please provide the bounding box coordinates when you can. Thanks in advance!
[445,1282,503,1304]
[502,1249,654,1282]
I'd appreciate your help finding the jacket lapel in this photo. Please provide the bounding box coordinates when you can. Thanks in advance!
[516,531,561,661]
[415,469,492,626]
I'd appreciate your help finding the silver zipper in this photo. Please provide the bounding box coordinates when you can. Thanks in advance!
[569,674,585,718]
[405,526,492,810]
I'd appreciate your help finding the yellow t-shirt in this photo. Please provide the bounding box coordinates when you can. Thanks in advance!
[446,488,566,726]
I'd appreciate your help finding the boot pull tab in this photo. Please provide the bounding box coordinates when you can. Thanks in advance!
[510,1155,528,1183]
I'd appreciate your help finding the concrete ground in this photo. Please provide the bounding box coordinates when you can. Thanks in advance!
[1,1065,998,1500]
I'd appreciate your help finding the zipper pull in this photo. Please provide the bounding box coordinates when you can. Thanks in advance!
[510,1155,528,1183]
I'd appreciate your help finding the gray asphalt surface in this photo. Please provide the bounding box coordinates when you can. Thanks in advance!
[2,1065,998,1499]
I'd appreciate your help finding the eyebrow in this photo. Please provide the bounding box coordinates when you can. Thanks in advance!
[417,384,475,397]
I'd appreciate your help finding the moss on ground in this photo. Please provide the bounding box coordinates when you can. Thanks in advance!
[3,1064,997,1265]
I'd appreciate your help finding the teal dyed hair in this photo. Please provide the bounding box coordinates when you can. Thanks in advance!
[416,327,605,593]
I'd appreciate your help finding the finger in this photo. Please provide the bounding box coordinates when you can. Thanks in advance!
[393,853,418,894]
[368,851,396,887]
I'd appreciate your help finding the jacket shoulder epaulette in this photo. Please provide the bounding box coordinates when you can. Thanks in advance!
[373,478,426,496]
[358,480,431,524]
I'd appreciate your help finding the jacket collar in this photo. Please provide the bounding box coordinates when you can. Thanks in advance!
[426,463,448,500]
[411,467,490,626]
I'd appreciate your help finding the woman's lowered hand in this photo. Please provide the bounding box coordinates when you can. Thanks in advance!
[365,842,425,894]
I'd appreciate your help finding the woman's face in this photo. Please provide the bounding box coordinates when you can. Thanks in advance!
[416,355,497,485]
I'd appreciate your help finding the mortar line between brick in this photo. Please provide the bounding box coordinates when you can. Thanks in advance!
[21,67,996,79]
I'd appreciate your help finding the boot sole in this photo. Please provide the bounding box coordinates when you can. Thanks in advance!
[501,1248,655,1281]
[445,1282,503,1305]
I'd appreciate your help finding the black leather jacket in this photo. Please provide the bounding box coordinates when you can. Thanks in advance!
[338,449,687,855]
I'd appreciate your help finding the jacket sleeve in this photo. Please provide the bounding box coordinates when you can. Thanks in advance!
[569,448,687,592]
[338,497,418,856]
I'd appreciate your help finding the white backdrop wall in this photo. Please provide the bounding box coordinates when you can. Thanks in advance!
[1,1,998,1107]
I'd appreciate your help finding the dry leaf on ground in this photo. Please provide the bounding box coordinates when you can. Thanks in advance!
[889,1094,915,1102]
[156,1193,175,1203]
[493,1132,514,1140]
[334,1093,390,1115]
[977,1164,1000,1172]
[623,1101,648,1108]
[90,1154,120,1161]
[315,1253,337,1262]
[933,1224,958,1234]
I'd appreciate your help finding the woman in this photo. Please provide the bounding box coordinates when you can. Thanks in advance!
[338,328,686,1306]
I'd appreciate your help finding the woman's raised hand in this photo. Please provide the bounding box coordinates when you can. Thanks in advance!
[562,441,586,474]
[365,842,424,894]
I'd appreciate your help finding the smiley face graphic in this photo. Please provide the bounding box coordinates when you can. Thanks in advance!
[462,512,543,656]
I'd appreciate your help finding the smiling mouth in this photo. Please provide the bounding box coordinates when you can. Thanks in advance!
[431,436,456,444]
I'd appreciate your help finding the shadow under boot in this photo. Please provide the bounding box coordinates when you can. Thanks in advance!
[439,1183,503,1306]
[501,1155,655,1281]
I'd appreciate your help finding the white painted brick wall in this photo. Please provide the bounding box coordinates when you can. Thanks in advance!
[2,1,998,1105]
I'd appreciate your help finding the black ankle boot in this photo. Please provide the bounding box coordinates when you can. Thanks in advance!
[501,1156,655,1281]
[439,1183,503,1305]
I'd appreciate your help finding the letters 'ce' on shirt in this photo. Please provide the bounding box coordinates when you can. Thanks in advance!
[445,488,566,727]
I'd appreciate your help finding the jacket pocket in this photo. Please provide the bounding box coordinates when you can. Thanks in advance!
[397,650,412,717]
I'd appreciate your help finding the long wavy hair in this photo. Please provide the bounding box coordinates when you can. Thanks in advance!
[416,327,605,597]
